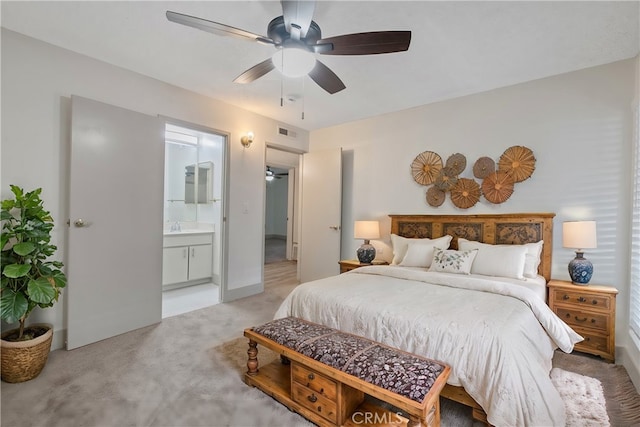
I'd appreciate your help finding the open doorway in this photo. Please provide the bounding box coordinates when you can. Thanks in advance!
[265,147,301,268]
[161,122,227,318]
[265,166,290,263]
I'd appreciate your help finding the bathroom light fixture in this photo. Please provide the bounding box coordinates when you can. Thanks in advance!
[272,48,316,78]
[241,132,254,148]
[563,220,597,285]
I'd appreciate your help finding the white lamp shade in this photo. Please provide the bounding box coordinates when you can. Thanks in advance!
[563,221,597,249]
[354,221,380,240]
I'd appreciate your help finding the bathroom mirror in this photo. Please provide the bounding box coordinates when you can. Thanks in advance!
[185,161,213,204]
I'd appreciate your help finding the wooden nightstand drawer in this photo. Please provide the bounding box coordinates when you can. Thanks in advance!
[292,381,338,423]
[292,363,338,401]
[573,326,611,356]
[550,290,612,311]
[553,307,610,333]
[547,280,618,362]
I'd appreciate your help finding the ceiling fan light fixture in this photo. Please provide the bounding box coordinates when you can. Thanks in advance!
[266,167,275,182]
[272,47,316,78]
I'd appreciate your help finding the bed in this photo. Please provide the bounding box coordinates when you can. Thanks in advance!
[274,213,583,426]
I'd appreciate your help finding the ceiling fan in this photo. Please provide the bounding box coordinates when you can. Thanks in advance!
[166,1,411,94]
[266,167,287,181]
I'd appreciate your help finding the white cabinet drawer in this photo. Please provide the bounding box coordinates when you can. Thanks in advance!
[163,233,212,248]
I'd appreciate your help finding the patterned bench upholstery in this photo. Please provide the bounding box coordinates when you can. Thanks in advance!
[251,317,446,405]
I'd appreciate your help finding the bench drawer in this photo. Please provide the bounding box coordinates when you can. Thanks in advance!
[292,381,338,423]
[291,362,338,401]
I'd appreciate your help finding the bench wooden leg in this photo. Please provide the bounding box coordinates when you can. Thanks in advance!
[407,399,440,427]
[247,339,259,376]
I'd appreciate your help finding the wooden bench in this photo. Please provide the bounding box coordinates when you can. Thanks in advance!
[243,317,450,427]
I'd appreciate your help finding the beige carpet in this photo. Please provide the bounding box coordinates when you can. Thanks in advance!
[1,261,639,427]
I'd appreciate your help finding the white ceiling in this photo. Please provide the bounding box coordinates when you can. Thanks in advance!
[2,1,638,131]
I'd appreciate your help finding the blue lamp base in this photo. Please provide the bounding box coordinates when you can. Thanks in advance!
[568,251,593,285]
[357,240,376,264]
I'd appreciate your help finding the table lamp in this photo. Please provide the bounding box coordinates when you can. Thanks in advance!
[354,220,380,263]
[562,220,597,285]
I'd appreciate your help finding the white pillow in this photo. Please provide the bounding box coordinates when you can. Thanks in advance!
[399,238,451,268]
[429,248,478,275]
[523,241,544,278]
[458,238,528,280]
[390,234,452,265]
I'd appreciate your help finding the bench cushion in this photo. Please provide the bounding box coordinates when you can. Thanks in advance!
[252,317,446,404]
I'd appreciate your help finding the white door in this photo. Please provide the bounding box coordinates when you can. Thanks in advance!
[68,96,164,349]
[299,148,342,283]
[286,167,295,260]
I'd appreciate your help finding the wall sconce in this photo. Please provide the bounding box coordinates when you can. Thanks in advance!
[241,132,254,148]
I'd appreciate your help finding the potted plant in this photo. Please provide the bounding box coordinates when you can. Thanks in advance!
[0,185,66,383]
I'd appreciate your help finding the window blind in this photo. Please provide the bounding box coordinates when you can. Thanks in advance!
[631,103,640,344]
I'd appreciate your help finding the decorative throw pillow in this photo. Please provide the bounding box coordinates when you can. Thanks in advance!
[523,241,544,278]
[390,234,452,265]
[428,248,478,275]
[400,242,434,268]
[458,238,528,280]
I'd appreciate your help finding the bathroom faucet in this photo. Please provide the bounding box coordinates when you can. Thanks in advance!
[170,221,181,232]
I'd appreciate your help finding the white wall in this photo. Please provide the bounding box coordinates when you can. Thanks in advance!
[0,29,309,347]
[310,59,637,380]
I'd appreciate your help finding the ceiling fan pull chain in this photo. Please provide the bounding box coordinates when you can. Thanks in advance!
[280,51,284,107]
[301,78,305,120]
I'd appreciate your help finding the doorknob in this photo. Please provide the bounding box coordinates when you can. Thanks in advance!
[73,219,86,227]
[329,226,341,230]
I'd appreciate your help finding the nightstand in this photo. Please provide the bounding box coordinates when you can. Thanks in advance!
[338,259,389,274]
[547,280,618,362]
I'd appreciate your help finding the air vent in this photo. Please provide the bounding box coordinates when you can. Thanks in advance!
[276,125,297,139]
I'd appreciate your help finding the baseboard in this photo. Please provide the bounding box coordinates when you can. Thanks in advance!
[222,282,263,302]
[617,343,640,392]
[51,327,67,351]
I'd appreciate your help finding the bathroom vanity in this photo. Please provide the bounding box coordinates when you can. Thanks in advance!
[162,230,214,289]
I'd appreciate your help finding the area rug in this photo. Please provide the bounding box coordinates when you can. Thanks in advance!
[222,338,611,427]
[551,368,609,427]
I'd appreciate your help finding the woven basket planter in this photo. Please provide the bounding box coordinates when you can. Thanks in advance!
[1,323,53,383]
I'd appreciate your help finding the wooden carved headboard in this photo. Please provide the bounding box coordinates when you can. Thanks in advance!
[389,213,555,282]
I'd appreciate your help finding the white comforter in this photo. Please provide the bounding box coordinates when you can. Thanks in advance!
[274,266,583,427]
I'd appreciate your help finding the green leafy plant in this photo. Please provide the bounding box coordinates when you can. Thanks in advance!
[1,186,66,340]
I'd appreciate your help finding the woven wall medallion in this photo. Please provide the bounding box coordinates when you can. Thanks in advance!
[445,153,467,175]
[498,146,536,182]
[482,171,515,204]
[473,156,495,179]
[411,151,443,186]
[434,167,458,191]
[450,178,481,209]
[426,186,446,207]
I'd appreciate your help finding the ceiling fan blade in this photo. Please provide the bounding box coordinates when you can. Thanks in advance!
[308,60,346,94]
[233,58,275,84]
[281,1,316,38]
[166,11,274,45]
[317,31,411,55]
